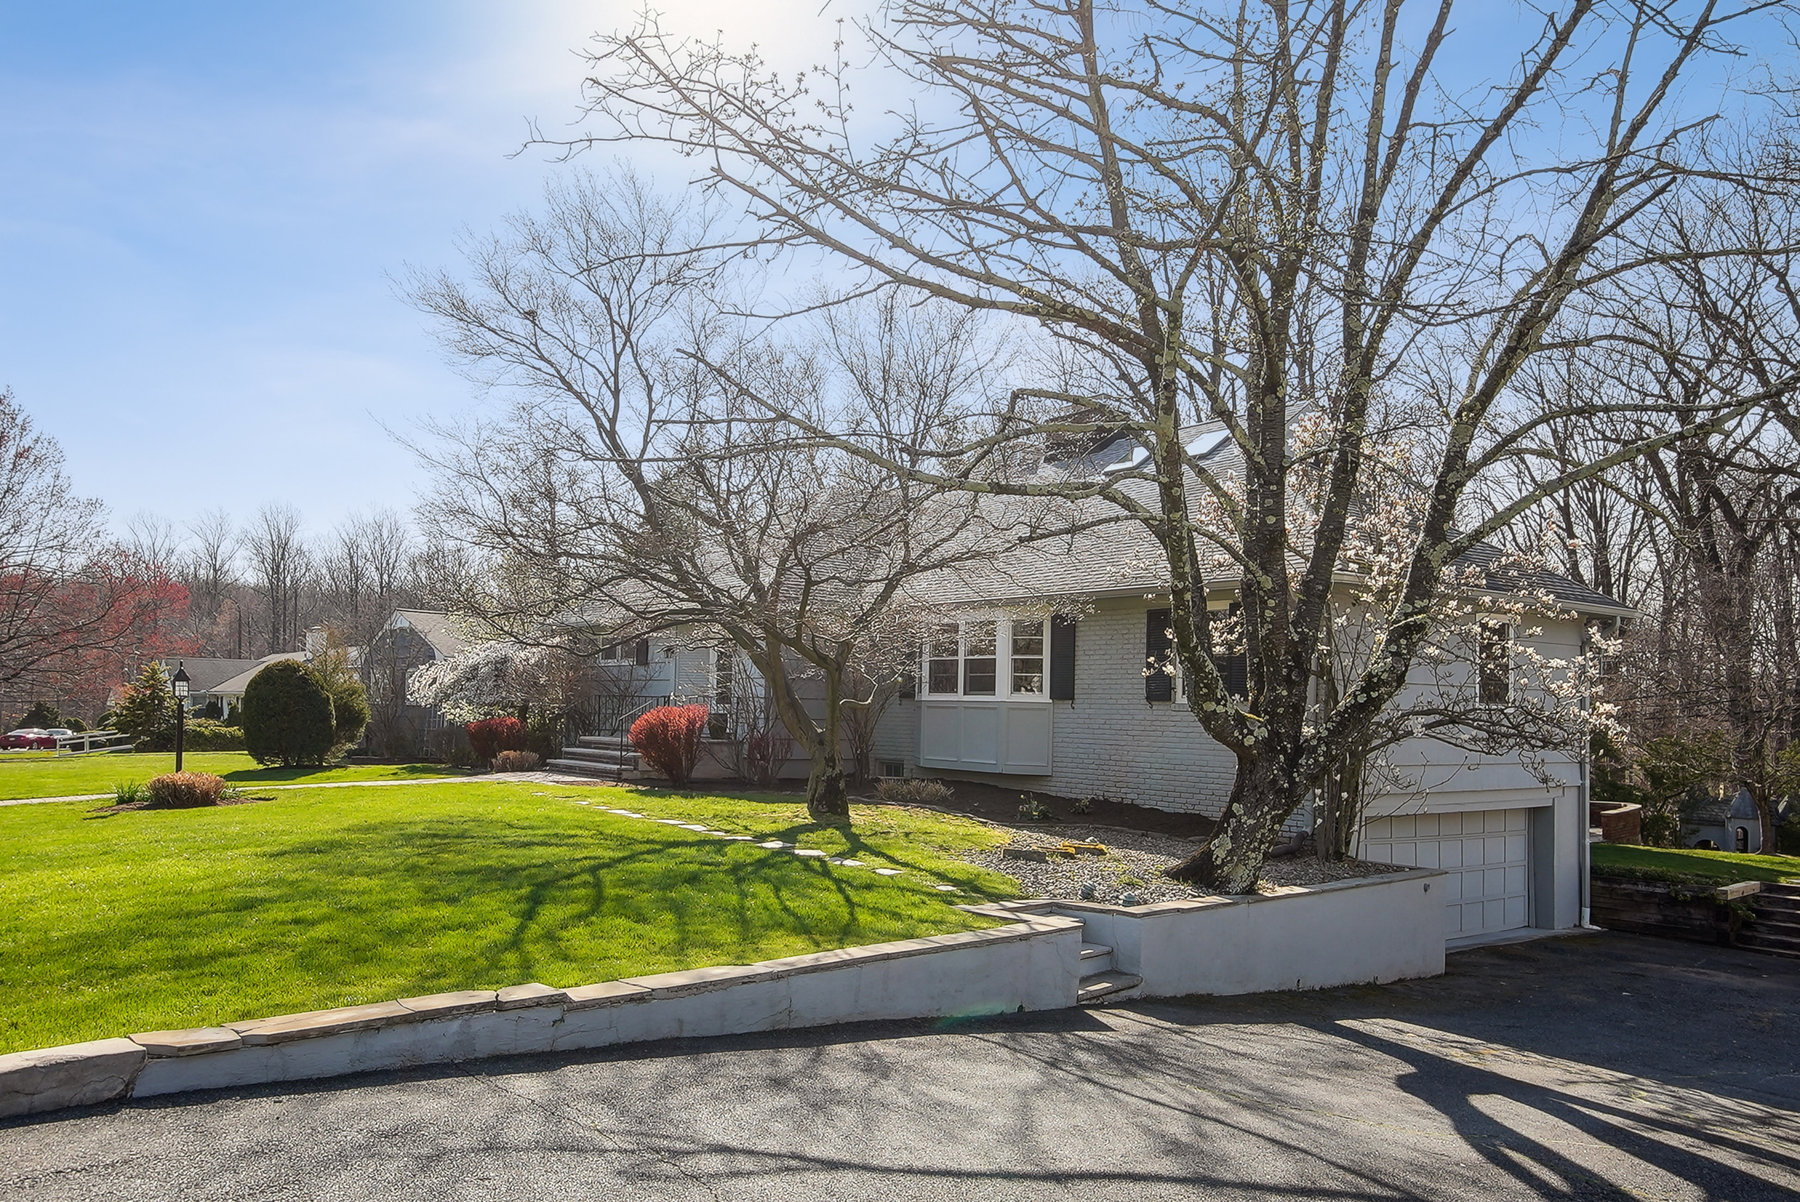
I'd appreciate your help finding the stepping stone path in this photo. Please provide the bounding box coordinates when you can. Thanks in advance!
[547,794,969,895]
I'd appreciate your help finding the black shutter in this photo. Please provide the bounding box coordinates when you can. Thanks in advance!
[634,638,651,667]
[1049,615,1076,700]
[897,670,916,700]
[1145,608,1172,701]
[1213,602,1248,697]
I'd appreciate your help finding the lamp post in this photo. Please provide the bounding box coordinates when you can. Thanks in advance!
[171,662,190,773]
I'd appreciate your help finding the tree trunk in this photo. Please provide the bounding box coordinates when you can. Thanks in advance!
[1165,755,1300,893]
[805,747,851,821]
[805,675,851,821]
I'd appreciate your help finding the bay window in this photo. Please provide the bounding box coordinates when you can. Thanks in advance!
[922,616,1048,700]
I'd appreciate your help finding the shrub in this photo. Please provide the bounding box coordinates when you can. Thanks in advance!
[874,777,953,806]
[111,780,149,806]
[241,660,336,767]
[114,662,176,747]
[19,700,61,730]
[629,704,709,785]
[466,716,529,761]
[182,720,245,751]
[307,641,370,748]
[145,772,226,808]
[491,749,543,773]
[196,699,224,721]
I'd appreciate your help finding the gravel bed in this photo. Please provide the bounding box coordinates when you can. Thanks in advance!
[963,823,1399,905]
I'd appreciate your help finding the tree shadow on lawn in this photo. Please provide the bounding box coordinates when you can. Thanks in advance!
[218,762,466,783]
[232,815,992,993]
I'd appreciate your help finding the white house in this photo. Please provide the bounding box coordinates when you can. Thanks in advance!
[862,422,1631,947]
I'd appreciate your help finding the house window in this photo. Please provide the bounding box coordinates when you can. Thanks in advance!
[1477,621,1512,706]
[922,617,1049,700]
[1166,605,1248,701]
[926,623,961,694]
[963,620,998,695]
[1010,619,1045,695]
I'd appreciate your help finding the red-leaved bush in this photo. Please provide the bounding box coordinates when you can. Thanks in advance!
[629,704,709,785]
[466,716,529,761]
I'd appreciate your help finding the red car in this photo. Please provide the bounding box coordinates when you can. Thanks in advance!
[0,728,57,750]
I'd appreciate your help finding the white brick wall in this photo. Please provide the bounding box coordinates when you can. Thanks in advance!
[875,599,1240,817]
[873,599,1588,832]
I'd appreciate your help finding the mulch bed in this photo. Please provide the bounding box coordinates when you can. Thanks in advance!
[877,778,1222,839]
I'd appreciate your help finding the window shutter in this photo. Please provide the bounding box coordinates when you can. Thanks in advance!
[897,670,916,700]
[1049,615,1077,700]
[1145,608,1172,702]
[1214,602,1248,697]
[634,639,651,667]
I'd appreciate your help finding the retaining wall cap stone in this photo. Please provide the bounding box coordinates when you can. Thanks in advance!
[561,981,653,1011]
[495,983,570,1010]
[619,965,781,998]
[228,1000,415,1045]
[130,1028,244,1057]
[0,1038,146,1119]
[397,990,500,1019]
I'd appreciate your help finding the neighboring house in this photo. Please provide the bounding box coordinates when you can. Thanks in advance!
[858,421,1632,947]
[169,655,311,720]
[361,610,471,755]
[1686,787,1764,853]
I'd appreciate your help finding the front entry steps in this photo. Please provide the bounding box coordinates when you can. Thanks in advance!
[1076,941,1142,1005]
[545,735,642,781]
[1740,884,1800,961]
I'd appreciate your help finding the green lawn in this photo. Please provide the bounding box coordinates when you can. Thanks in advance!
[0,751,469,800]
[1591,842,1800,886]
[0,781,1015,1054]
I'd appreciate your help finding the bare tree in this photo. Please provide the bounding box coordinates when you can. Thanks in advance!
[0,390,188,698]
[240,503,312,654]
[577,0,1797,889]
[410,172,1026,819]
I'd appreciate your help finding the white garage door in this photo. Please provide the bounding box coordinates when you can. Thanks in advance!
[1361,809,1531,940]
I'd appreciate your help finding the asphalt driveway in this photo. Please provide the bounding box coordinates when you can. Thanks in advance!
[3,932,1796,1200]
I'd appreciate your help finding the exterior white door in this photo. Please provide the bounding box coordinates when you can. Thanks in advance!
[1361,809,1532,940]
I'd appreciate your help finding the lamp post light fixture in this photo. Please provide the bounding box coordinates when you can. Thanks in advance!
[171,662,190,773]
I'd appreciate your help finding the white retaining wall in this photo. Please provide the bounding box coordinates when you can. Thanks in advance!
[1006,868,1447,997]
[0,870,1445,1121]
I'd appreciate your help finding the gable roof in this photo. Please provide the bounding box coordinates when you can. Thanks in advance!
[206,653,307,698]
[384,610,470,659]
[175,658,266,695]
[906,424,1634,617]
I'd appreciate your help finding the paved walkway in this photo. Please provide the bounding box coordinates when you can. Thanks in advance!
[4,934,1795,1200]
[0,771,605,807]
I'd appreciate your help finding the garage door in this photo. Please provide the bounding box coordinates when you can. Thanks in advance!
[1361,809,1531,940]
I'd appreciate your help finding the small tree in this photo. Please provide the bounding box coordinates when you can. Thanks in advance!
[18,700,62,730]
[307,630,370,749]
[242,659,336,766]
[113,661,176,747]
[630,704,708,786]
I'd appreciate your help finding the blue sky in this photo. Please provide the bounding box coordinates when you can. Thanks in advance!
[0,0,826,538]
[0,2,1761,543]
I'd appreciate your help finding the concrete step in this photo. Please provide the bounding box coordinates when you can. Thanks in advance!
[1739,925,1800,951]
[578,735,633,750]
[558,745,637,765]
[1079,943,1114,973]
[1757,883,1800,902]
[1753,895,1800,916]
[1736,938,1800,961]
[545,758,635,780]
[1077,972,1142,1005]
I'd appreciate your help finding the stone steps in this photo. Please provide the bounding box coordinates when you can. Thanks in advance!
[547,738,641,780]
[1075,941,1140,1004]
[1077,972,1143,1004]
[1738,884,1800,961]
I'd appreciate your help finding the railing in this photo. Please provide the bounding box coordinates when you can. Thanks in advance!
[54,730,135,755]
